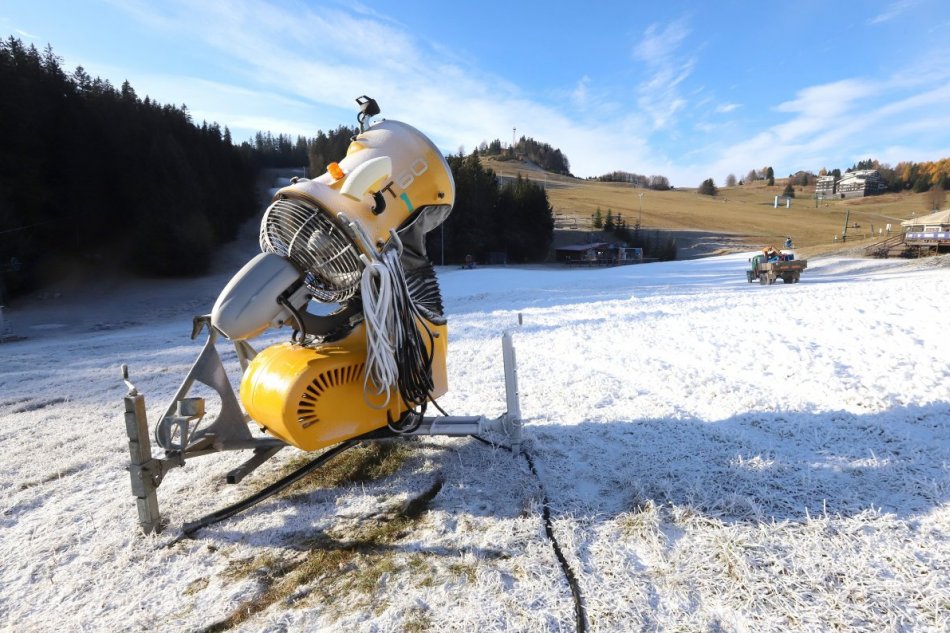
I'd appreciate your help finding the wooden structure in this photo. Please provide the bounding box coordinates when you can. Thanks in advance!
[865,210,950,257]
[556,242,643,266]
[901,210,950,255]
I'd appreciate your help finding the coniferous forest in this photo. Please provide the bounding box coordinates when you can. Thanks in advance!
[0,38,263,296]
[1,37,558,298]
[425,152,554,265]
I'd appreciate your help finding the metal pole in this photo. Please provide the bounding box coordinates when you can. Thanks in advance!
[125,392,162,533]
[502,329,522,455]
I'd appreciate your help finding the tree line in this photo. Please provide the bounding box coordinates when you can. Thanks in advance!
[719,158,950,196]
[594,171,671,190]
[0,37,386,300]
[425,152,554,264]
[591,208,677,261]
[477,136,571,176]
[0,37,263,297]
[827,158,950,193]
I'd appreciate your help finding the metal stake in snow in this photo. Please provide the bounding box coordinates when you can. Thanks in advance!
[123,365,162,534]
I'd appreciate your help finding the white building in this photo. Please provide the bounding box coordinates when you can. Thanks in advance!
[836,170,887,198]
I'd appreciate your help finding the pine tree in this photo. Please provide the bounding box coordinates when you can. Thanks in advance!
[698,178,718,196]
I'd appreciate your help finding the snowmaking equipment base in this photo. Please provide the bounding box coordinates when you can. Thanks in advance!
[122,317,523,535]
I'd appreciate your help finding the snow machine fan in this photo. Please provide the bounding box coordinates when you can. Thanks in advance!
[121,96,523,535]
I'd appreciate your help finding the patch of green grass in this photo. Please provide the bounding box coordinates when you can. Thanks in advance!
[184,577,209,596]
[618,500,661,540]
[17,463,87,490]
[199,478,443,632]
[281,440,413,497]
[447,561,477,584]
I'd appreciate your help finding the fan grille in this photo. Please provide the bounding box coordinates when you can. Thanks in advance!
[260,197,364,303]
[296,363,366,429]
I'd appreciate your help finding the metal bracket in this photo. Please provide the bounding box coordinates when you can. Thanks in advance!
[122,324,284,534]
[157,322,271,451]
[404,325,523,453]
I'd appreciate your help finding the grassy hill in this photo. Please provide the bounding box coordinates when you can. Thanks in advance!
[485,157,945,257]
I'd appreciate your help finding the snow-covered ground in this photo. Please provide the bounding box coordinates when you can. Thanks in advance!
[1,246,948,631]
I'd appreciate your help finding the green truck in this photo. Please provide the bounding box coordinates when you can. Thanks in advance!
[746,251,807,285]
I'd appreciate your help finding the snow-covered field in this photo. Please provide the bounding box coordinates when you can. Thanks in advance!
[1,247,948,631]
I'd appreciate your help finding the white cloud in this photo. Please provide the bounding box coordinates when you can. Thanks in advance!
[868,0,916,25]
[695,73,950,184]
[634,20,690,65]
[571,76,590,109]
[101,0,660,178]
[633,19,695,131]
[99,1,950,186]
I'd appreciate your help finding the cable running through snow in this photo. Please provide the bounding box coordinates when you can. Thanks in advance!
[470,435,587,632]
[176,440,357,538]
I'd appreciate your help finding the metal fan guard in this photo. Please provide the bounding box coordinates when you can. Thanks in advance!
[259,197,364,303]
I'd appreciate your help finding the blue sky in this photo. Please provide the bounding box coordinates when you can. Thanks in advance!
[3,0,949,186]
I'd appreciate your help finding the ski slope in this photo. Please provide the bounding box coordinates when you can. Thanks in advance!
[1,251,948,632]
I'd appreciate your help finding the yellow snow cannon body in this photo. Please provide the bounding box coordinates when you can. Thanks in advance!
[240,320,448,452]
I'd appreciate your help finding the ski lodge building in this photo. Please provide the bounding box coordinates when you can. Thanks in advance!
[836,170,887,198]
[814,170,887,199]
[815,175,836,197]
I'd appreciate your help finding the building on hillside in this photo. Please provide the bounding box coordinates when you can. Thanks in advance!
[815,175,836,197]
[789,170,814,186]
[556,242,643,265]
[836,170,887,198]
[901,209,950,255]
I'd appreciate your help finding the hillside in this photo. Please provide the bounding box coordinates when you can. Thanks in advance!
[484,157,944,257]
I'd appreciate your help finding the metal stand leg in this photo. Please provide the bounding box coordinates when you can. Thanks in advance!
[502,330,523,455]
[125,393,162,534]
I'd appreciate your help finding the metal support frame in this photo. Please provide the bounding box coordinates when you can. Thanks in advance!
[405,328,523,452]
[122,318,523,534]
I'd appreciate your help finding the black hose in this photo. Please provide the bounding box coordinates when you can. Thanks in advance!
[181,440,356,536]
[470,435,587,632]
[277,295,309,343]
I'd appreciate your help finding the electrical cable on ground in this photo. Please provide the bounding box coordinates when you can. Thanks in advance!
[169,416,587,630]
[470,434,588,633]
[178,440,357,537]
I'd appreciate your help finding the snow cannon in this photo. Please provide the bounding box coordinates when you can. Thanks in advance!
[121,96,523,536]
[211,97,455,449]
